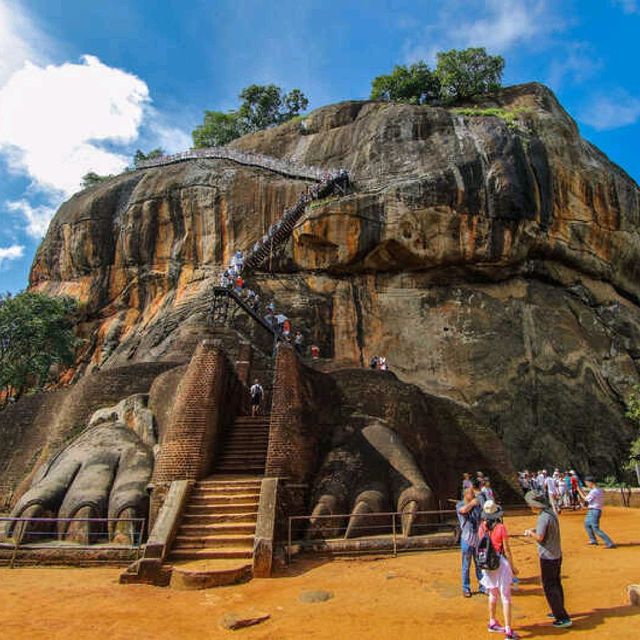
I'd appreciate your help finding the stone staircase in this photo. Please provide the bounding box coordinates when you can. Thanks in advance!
[169,477,262,563]
[166,416,271,588]
[215,416,270,475]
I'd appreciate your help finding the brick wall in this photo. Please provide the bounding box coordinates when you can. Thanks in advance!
[266,344,320,483]
[235,342,253,385]
[150,340,246,522]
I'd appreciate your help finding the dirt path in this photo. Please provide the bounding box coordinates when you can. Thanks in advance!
[1,507,638,639]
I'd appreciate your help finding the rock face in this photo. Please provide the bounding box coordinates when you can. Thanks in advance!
[15,83,640,478]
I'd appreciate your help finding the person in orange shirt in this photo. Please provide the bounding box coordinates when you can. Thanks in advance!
[478,501,519,639]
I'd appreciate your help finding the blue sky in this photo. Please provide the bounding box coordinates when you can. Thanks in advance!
[1,0,639,292]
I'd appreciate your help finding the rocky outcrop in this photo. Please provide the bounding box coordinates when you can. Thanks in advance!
[12,82,640,479]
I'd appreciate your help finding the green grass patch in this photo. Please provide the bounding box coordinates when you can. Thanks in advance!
[451,106,531,130]
[307,195,340,210]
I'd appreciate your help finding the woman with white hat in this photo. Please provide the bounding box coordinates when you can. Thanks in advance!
[477,500,519,639]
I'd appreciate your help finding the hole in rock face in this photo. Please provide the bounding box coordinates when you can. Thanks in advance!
[401,225,413,239]
[443,327,450,332]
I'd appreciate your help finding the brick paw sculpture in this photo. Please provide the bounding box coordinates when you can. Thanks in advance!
[308,420,437,539]
[6,394,155,545]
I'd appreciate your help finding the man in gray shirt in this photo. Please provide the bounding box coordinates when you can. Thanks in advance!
[524,491,572,628]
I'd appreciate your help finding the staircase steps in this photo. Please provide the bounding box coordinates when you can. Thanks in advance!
[166,414,273,586]
[181,512,258,525]
[170,548,253,561]
[184,502,259,515]
[168,474,264,569]
[214,415,270,475]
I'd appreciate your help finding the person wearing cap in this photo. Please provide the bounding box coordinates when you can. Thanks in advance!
[478,500,519,639]
[524,490,572,628]
[577,476,616,548]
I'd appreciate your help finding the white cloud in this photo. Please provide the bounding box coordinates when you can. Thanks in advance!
[0,1,52,85]
[0,55,150,196]
[142,109,193,154]
[546,42,603,89]
[6,200,57,238]
[404,0,562,64]
[0,3,191,249]
[578,92,640,130]
[0,243,25,266]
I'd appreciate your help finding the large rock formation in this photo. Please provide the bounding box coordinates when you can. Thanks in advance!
[4,82,640,501]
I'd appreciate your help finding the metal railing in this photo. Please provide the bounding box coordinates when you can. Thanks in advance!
[0,516,146,567]
[287,509,459,564]
[135,147,329,181]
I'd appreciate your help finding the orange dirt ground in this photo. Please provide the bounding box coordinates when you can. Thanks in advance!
[1,507,638,639]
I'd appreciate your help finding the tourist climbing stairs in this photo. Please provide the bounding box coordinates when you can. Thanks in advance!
[244,170,349,271]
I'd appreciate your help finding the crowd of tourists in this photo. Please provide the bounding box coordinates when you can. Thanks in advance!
[456,469,616,638]
[517,469,585,513]
[218,250,313,357]
[369,355,389,371]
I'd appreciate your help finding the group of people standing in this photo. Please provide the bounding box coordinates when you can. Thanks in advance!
[519,469,582,513]
[369,355,389,371]
[456,470,617,637]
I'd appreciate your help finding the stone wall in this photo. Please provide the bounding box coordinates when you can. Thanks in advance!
[266,344,321,482]
[603,487,640,508]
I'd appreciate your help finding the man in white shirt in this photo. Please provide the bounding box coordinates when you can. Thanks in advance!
[250,380,264,417]
[577,476,615,548]
[545,474,560,515]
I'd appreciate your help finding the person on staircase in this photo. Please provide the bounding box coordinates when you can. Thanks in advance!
[231,250,244,274]
[282,318,292,341]
[219,270,232,288]
[250,379,264,417]
[294,331,304,356]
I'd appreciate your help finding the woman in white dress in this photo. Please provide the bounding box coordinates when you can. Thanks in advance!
[478,500,520,639]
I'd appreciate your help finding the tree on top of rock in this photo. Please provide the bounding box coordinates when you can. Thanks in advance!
[370,48,504,106]
[134,148,164,164]
[435,48,505,103]
[192,84,309,149]
[370,61,440,105]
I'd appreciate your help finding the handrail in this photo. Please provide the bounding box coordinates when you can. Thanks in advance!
[0,515,146,567]
[244,170,349,270]
[135,147,329,181]
[212,287,282,339]
[287,508,459,564]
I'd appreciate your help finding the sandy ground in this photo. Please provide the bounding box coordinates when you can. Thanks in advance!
[1,507,638,640]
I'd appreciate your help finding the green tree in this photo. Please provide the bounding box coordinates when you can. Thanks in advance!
[625,384,640,485]
[81,171,113,188]
[192,111,246,148]
[191,84,309,149]
[133,148,164,164]
[0,292,78,406]
[435,47,505,103]
[370,61,440,105]
[238,84,309,130]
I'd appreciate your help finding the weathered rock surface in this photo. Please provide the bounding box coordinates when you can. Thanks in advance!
[5,82,640,483]
[299,590,334,603]
[220,611,271,630]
